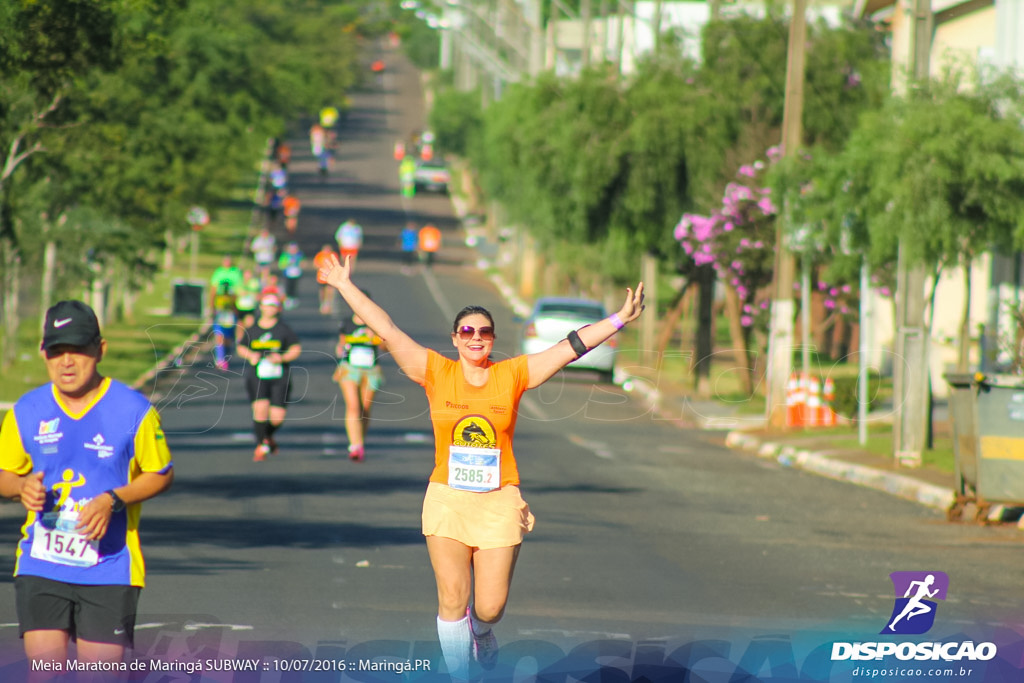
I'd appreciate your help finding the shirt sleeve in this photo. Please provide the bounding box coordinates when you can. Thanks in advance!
[512,355,530,395]
[133,407,173,475]
[0,409,33,476]
[422,349,443,391]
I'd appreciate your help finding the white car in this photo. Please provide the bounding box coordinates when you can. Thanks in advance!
[413,160,450,194]
[520,297,617,382]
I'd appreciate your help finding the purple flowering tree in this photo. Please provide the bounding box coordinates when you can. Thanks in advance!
[675,153,779,393]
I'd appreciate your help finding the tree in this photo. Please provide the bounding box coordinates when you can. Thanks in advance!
[675,153,779,394]
[0,0,122,366]
[797,72,1024,376]
[0,0,371,366]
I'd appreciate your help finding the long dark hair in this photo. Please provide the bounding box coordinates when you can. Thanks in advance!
[452,306,494,333]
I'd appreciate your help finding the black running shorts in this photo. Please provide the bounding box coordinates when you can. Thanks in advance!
[15,575,140,647]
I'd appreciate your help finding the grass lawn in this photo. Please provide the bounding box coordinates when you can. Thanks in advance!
[0,208,253,405]
[614,325,956,473]
[830,425,956,474]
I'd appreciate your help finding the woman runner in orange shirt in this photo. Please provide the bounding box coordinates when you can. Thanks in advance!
[318,253,644,681]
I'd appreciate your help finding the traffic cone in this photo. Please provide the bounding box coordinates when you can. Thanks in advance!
[806,375,822,427]
[789,373,809,427]
[798,373,813,427]
[786,374,801,427]
[822,377,837,426]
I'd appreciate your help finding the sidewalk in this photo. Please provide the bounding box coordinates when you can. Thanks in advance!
[611,366,978,518]
[445,193,1006,525]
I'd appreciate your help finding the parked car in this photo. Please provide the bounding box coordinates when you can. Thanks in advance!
[520,297,617,382]
[413,159,450,194]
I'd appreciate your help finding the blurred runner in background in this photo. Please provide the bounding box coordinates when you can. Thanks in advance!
[335,218,363,268]
[333,303,386,462]
[277,242,305,310]
[419,223,441,268]
[314,245,338,315]
[237,292,302,462]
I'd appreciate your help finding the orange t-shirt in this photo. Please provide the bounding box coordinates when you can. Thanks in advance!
[283,196,301,217]
[313,248,335,269]
[419,225,441,252]
[422,350,529,488]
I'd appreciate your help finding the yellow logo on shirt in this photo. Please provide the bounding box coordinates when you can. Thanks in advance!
[451,415,497,449]
[52,468,86,510]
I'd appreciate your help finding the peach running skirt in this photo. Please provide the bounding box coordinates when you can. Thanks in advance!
[421,482,535,550]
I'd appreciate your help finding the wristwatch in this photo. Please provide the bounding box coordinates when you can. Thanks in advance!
[105,489,126,513]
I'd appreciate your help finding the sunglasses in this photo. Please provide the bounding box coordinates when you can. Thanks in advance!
[455,325,495,341]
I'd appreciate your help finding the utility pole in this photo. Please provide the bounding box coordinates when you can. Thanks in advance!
[524,0,545,75]
[892,0,933,467]
[765,0,807,427]
[615,0,626,76]
[582,0,592,68]
[653,0,663,53]
[598,0,608,63]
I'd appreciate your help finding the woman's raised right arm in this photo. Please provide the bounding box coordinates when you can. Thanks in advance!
[319,254,429,384]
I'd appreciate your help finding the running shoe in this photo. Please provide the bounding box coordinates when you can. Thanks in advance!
[253,442,270,462]
[215,358,229,372]
[266,435,279,455]
[348,444,364,462]
[471,627,499,670]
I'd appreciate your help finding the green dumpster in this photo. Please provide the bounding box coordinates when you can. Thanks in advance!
[945,372,1024,519]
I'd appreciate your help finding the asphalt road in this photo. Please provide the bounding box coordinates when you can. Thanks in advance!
[0,46,1022,683]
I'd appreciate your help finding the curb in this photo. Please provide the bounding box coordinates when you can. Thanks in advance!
[724,430,956,512]
[131,326,209,393]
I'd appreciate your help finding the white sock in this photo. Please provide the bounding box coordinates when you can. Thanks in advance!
[469,606,492,636]
[436,614,471,680]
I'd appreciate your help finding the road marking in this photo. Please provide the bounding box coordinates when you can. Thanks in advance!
[421,267,455,320]
[568,433,614,459]
[519,629,631,640]
[183,623,254,631]
[135,623,169,631]
[404,432,430,442]
[520,396,547,421]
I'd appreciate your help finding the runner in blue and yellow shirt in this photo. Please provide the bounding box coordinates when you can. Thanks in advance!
[334,305,387,461]
[0,300,174,671]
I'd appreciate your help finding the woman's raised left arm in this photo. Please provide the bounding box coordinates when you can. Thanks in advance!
[525,282,645,389]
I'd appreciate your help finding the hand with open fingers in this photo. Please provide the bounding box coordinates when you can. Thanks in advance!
[20,471,46,512]
[317,253,352,288]
[616,282,646,325]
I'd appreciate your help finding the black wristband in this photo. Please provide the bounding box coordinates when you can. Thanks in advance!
[567,330,589,359]
[106,489,125,513]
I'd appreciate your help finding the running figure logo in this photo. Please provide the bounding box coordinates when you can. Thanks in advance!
[882,571,949,635]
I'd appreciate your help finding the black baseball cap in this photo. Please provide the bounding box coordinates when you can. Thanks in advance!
[41,300,102,350]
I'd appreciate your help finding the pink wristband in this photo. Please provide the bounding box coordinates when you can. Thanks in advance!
[609,313,625,330]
